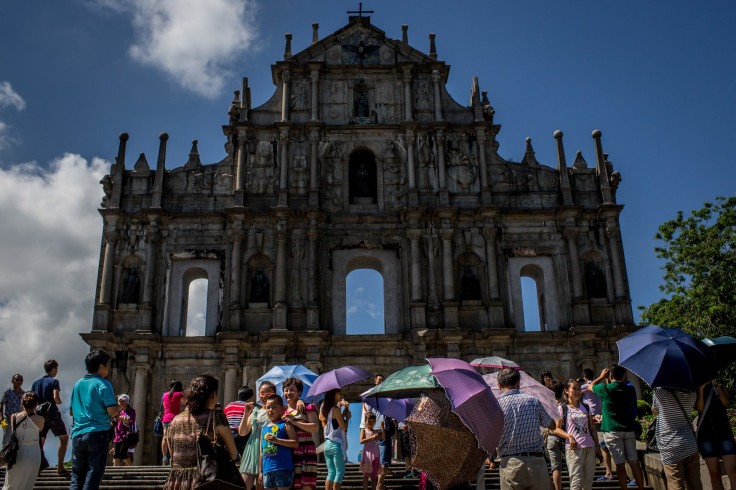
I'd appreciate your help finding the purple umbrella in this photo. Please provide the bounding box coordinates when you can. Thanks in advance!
[427,358,504,454]
[306,366,372,398]
[362,397,414,422]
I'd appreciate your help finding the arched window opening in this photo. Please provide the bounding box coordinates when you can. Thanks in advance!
[520,276,542,331]
[185,278,208,336]
[348,149,377,204]
[345,268,384,335]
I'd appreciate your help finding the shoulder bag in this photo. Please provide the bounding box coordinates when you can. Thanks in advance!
[195,410,245,488]
[153,395,164,437]
[0,413,27,469]
[124,420,140,449]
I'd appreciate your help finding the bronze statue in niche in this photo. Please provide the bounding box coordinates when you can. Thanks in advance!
[348,149,377,204]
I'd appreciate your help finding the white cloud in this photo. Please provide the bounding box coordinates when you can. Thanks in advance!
[0,82,25,111]
[98,0,258,98]
[0,154,108,446]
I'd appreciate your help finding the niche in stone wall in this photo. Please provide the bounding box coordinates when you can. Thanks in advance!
[348,149,377,205]
[118,255,143,307]
[457,252,483,306]
[583,251,608,300]
[245,254,273,309]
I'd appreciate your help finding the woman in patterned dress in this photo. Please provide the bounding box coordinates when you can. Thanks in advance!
[239,380,277,490]
[163,374,238,490]
[282,377,319,490]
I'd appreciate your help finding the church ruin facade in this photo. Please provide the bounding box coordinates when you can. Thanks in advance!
[83,16,636,464]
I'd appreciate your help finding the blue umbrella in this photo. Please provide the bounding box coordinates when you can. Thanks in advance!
[256,365,319,398]
[617,325,716,390]
[362,397,414,423]
[702,336,736,370]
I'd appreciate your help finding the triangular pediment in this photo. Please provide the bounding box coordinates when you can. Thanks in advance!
[290,18,438,66]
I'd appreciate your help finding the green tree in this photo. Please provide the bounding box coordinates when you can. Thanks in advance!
[640,195,736,397]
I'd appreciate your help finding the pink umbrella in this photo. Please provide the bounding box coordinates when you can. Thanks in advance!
[306,366,372,398]
[483,371,560,421]
[426,358,504,454]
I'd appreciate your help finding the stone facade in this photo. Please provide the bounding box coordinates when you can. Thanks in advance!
[83,16,636,464]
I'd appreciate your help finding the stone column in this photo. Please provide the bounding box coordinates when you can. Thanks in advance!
[223,364,238,406]
[605,227,626,299]
[99,229,119,305]
[229,229,244,330]
[432,70,443,121]
[406,129,416,189]
[310,70,319,121]
[565,228,584,300]
[132,363,148,465]
[476,130,490,198]
[309,130,320,192]
[279,130,290,191]
[306,227,320,329]
[482,228,500,299]
[236,131,247,192]
[408,230,423,302]
[436,129,446,190]
[424,234,439,306]
[142,224,158,305]
[291,229,306,307]
[440,229,455,300]
[274,227,287,305]
[403,69,413,122]
[281,70,290,122]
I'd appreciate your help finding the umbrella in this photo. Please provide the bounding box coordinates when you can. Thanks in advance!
[362,397,414,422]
[361,364,441,399]
[306,366,371,398]
[617,325,716,390]
[483,371,560,421]
[427,358,504,455]
[256,364,319,398]
[469,356,520,369]
[702,336,736,370]
[406,389,486,490]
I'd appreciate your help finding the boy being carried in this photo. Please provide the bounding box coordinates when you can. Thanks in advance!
[259,394,298,490]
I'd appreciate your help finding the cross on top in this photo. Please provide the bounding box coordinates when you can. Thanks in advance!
[347,2,374,18]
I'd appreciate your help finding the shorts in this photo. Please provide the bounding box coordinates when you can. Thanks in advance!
[379,438,392,466]
[263,469,294,489]
[546,434,565,471]
[113,441,130,459]
[698,436,736,459]
[40,409,67,438]
[163,422,171,429]
[603,431,637,465]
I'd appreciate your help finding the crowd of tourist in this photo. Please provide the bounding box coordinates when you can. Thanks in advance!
[1,355,735,490]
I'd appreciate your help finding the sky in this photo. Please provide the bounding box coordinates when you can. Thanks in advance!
[1,0,735,463]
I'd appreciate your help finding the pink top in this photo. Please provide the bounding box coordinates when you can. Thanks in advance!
[162,391,184,423]
[558,403,595,449]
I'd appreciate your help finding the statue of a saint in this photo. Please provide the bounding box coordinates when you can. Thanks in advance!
[356,92,369,118]
[250,268,270,303]
[121,266,140,304]
[460,266,481,302]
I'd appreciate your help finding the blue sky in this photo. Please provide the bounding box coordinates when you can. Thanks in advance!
[1,0,735,463]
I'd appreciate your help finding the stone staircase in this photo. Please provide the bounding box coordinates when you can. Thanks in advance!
[0,463,646,489]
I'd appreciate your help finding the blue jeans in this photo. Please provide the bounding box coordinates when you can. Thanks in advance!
[324,439,345,483]
[379,436,392,466]
[70,430,110,490]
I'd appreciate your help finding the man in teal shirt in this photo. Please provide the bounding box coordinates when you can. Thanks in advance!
[589,365,644,490]
[70,350,119,490]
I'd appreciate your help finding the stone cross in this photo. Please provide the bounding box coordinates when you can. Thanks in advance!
[347,2,374,18]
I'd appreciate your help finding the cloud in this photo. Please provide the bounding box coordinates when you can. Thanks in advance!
[97,0,258,98]
[0,81,26,150]
[0,153,108,449]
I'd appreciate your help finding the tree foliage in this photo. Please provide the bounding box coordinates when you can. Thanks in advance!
[640,195,736,395]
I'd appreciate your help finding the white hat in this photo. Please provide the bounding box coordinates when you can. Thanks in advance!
[118,394,130,404]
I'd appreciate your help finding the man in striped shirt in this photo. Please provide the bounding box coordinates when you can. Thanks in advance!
[224,385,254,458]
[652,388,702,490]
[496,368,570,490]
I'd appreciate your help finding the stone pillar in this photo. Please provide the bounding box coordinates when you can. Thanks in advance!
[476,130,490,203]
[406,129,416,189]
[99,229,119,305]
[132,363,148,466]
[274,227,287,306]
[307,227,320,329]
[436,129,446,190]
[310,70,319,121]
[408,230,423,302]
[279,130,290,191]
[606,227,627,299]
[424,234,439,306]
[142,225,158,305]
[565,228,584,300]
[151,133,168,208]
[236,131,247,192]
[440,229,455,300]
[403,69,413,122]
[281,70,290,122]
[223,364,238,406]
[432,70,442,121]
[229,229,243,330]
[482,228,500,299]
[291,229,306,307]
[309,129,320,200]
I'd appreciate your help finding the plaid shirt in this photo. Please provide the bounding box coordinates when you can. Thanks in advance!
[496,389,554,457]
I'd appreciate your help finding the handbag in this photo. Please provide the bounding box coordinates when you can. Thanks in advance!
[124,421,140,449]
[153,395,164,437]
[195,411,245,488]
[645,419,658,452]
[36,402,53,418]
[0,413,27,469]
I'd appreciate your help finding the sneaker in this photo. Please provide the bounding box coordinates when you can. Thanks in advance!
[596,476,614,481]
[627,481,637,487]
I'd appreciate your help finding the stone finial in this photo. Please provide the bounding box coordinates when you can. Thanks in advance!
[554,130,573,205]
[284,33,292,59]
[573,150,588,169]
[185,139,202,169]
[119,132,130,142]
[401,24,408,44]
[481,90,495,121]
[312,23,319,44]
[229,90,240,122]
[241,77,250,110]
[116,133,129,167]
[471,77,483,121]
[521,137,539,166]
[429,33,437,59]
[133,152,150,172]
